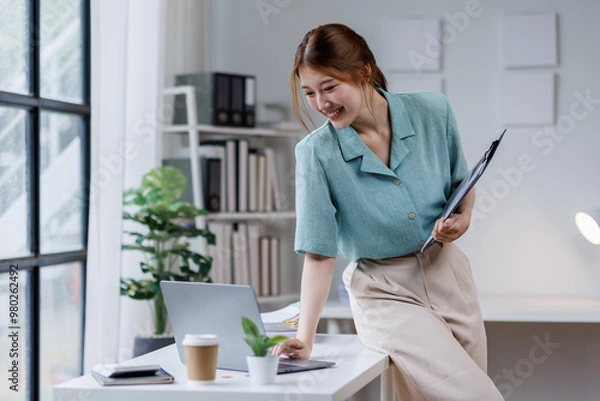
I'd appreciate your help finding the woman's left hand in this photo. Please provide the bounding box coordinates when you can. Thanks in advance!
[431,212,471,243]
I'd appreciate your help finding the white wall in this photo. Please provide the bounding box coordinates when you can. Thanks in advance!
[207,0,600,300]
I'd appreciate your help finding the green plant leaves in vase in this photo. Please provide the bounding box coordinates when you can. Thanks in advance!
[121,165,216,336]
[241,316,289,357]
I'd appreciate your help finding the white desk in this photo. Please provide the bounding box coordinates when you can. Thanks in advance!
[53,334,392,401]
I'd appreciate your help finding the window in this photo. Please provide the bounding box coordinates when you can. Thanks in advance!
[0,1,90,400]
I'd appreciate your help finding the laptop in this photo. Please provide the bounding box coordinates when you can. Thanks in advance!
[161,281,335,374]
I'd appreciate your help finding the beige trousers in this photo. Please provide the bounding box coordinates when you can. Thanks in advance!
[342,243,504,401]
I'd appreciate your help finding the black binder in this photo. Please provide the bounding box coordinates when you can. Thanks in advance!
[173,72,256,128]
[214,73,231,126]
[420,129,507,253]
[230,75,245,126]
[244,76,256,127]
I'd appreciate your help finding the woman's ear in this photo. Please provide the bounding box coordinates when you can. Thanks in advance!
[363,64,372,83]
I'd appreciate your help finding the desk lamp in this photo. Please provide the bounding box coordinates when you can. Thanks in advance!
[575,208,600,245]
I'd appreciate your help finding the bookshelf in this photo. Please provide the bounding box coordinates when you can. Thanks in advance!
[161,85,305,306]
[206,211,296,221]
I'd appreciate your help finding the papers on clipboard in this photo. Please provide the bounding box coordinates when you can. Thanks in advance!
[420,129,507,253]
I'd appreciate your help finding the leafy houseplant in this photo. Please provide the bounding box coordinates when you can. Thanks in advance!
[241,316,289,385]
[241,316,289,357]
[121,166,215,340]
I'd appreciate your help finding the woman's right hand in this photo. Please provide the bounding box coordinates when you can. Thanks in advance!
[274,338,313,360]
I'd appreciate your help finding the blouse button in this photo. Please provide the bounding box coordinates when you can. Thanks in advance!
[419,240,425,247]
[393,178,400,185]
[409,213,416,220]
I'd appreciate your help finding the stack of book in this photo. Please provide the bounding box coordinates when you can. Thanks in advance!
[163,141,286,213]
[207,222,281,297]
[261,301,300,337]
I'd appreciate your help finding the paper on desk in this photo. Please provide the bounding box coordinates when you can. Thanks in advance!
[260,301,300,330]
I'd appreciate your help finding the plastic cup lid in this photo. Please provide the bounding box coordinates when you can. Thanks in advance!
[182,334,219,346]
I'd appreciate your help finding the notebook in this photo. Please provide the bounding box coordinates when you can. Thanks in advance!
[160,281,335,374]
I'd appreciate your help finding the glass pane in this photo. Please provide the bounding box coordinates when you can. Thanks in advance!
[40,263,83,401]
[40,0,83,102]
[0,0,30,94]
[40,112,82,254]
[0,107,29,258]
[0,267,29,401]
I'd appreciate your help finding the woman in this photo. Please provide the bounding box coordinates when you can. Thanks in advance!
[276,23,503,400]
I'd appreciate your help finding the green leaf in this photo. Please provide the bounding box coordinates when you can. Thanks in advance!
[244,337,267,357]
[141,166,187,204]
[241,317,289,357]
[265,335,290,348]
[241,316,261,338]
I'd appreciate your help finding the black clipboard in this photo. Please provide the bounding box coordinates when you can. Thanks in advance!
[420,129,507,253]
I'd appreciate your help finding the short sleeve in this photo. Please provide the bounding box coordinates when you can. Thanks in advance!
[444,98,468,192]
[294,139,338,258]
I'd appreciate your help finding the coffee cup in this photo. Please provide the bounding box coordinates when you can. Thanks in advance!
[182,334,219,384]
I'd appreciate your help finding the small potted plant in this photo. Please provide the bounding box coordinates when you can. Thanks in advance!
[241,316,289,385]
[121,165,215,356]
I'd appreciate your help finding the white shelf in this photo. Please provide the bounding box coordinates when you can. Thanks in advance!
[480,296,600,323]
[321,296,600,323]
[206,211,296,221]
[257,292,300,305]
[321,302,353,319]
[162,123,304,138]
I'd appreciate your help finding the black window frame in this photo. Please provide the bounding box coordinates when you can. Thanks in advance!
[0,1,91,400]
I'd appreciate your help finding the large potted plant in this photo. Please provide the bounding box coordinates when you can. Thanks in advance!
[121,165,215,356]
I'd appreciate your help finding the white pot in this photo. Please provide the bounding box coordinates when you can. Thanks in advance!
[246,355,278,385]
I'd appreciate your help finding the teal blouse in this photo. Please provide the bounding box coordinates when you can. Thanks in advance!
[294,90,468,261]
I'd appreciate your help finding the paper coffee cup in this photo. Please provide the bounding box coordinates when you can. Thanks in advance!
[182,334,219,384]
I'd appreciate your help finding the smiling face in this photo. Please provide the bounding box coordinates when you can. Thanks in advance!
[298,66,367,130]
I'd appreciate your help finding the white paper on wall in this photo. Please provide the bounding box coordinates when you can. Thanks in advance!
[387,18,441,72]
[500,71,555,126]
[388,76,443,94]
[502,13,558,68]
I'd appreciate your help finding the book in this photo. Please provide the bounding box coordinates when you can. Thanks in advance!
[204,158,222,212]
[237,139,249,212]
[264,147,284,211]
[244,76,257,127]
[257,153,267,212]
[91,364,174,386]
[226,140,238,212]
[265,150,273,212]
[197,143,227,213]
[270,236,280,296]
[247,223,261,295]
[261,301,299,337]
[208,222,233,284]
[230,74,245,126]
[259,236,271,296]
[248,150,259,212]
[232,223,250,285]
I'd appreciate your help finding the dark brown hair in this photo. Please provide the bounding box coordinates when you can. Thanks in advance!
[290,23,388,131]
